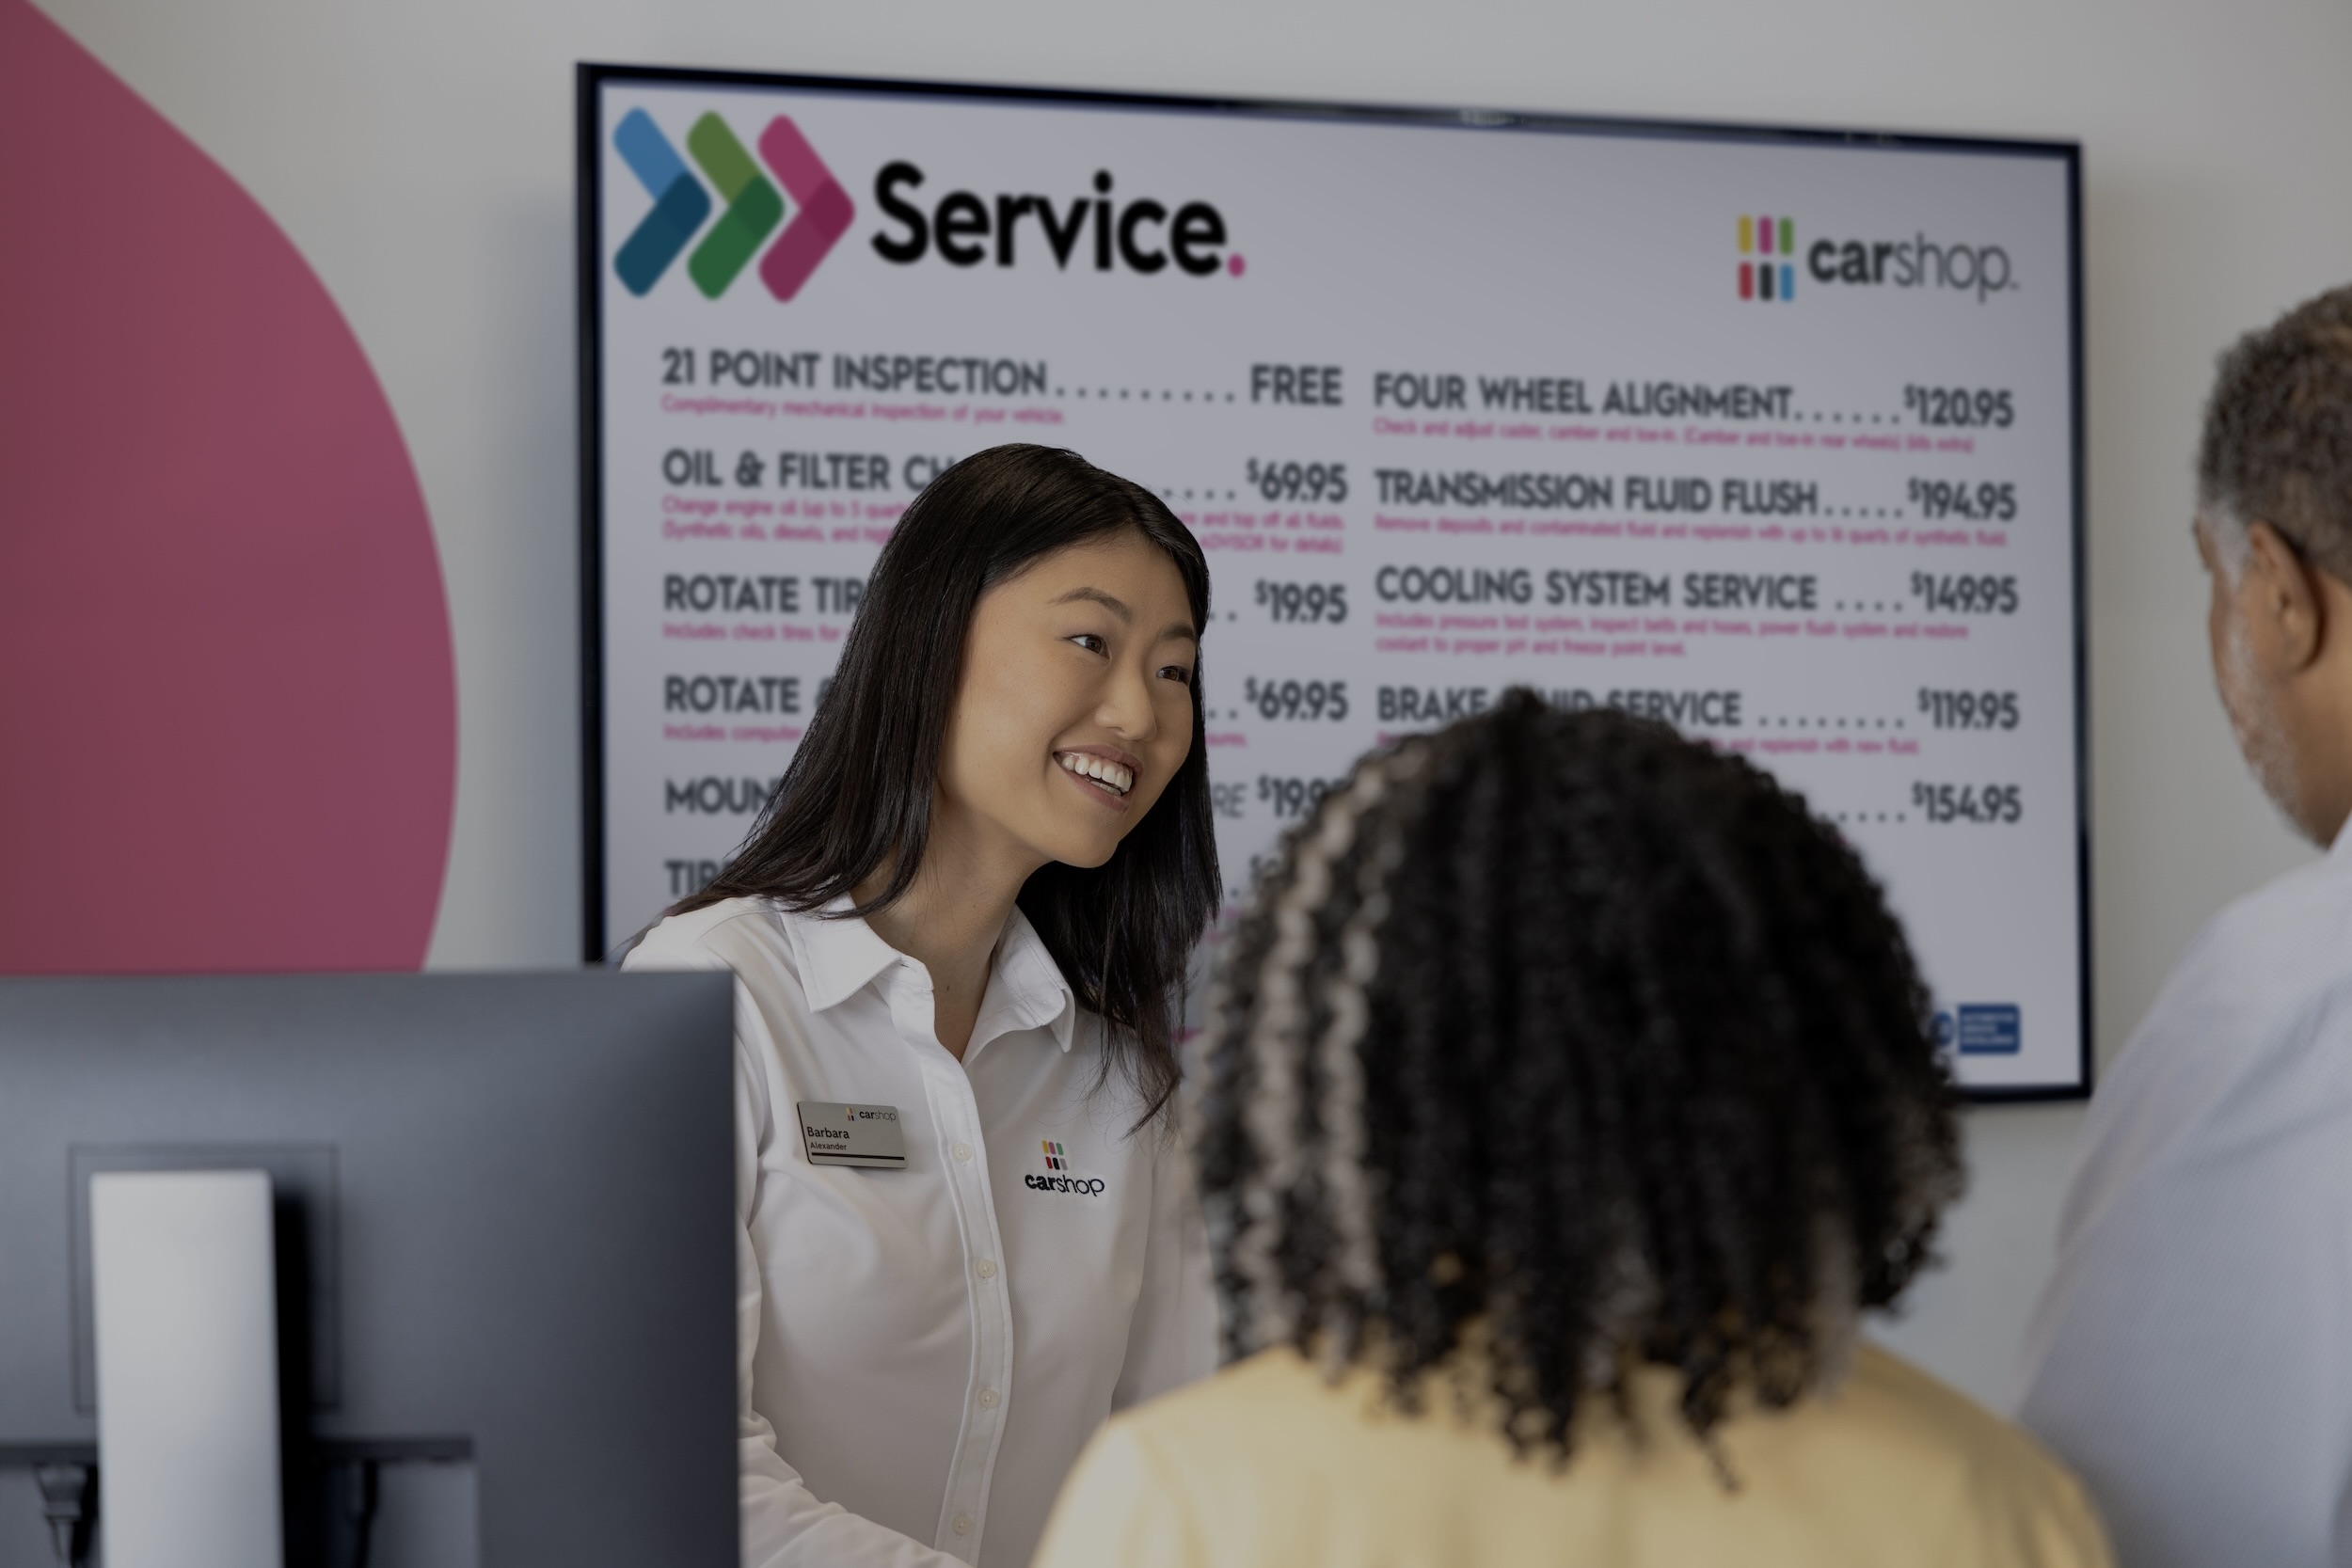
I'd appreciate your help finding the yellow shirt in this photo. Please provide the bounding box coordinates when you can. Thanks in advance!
[1033,1343,2111,1568]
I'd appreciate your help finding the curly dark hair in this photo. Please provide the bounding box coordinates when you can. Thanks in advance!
[1193,689,1962,1458]
[2199,283,2352,579]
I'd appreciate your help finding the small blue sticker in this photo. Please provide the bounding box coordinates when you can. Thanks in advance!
[1955,1004,2021,1054]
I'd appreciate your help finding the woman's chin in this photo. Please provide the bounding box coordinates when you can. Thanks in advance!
[1042,835,1121,872]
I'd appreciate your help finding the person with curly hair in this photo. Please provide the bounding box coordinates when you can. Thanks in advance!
[1032,691,2110,1567]
[2020,282,2352,1566]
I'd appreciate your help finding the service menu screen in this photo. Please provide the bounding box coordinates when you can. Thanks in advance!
[582,70,2085,1094]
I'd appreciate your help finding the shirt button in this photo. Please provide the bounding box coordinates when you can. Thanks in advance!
[952,1515,973,1536]
[952,1142,973,1163]
[977,1387,999,1408]
[975,1258,997,1279]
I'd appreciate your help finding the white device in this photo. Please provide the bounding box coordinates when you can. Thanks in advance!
[90,1168,284,1568]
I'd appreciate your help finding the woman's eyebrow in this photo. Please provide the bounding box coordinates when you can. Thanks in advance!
[1051,585,1195,641]
[1052,585,1130,622]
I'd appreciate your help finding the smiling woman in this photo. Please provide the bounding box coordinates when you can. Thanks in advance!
[624,444,1222,1568]
[669,443,1216,1100]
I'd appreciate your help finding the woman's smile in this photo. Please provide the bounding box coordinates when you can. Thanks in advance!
[1056,747,1138,803]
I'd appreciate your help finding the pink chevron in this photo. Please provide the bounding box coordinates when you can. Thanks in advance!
[756,116,855,303]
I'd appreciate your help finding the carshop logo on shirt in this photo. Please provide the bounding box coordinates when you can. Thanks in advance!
[1025,1174,1106,1196]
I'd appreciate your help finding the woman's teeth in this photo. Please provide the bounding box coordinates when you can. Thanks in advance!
[1057,752,1133,797]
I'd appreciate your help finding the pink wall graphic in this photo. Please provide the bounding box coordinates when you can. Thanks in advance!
[0,0,456,971]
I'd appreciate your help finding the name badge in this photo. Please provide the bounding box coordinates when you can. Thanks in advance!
[797,1101,907,1168]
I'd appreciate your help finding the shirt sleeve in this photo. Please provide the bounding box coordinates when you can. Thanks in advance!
[1958,1445,2116,1568]
[2018,979,2352,1568]
[1030,1419,1206,1568]
[628,940,966,1568]
[1110,1117,1219,1411]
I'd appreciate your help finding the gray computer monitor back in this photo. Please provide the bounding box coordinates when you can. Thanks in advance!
[0,972,736,1567]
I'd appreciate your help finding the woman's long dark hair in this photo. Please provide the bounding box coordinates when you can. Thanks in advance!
[676,444,1218,1119]
[1196,691,1962,1456]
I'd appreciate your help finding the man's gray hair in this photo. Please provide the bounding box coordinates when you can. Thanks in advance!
[2199,284,2352,583]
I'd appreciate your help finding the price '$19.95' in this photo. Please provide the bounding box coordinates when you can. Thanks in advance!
[1254,579,1348,624]
[1256,774,1344,819]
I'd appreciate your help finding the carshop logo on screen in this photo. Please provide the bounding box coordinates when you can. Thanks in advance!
[611,108,854,301]
[1737,214,1798,302]
[1735,213,2019,304]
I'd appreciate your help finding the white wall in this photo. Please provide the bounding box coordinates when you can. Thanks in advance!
[33,0,2352,1411]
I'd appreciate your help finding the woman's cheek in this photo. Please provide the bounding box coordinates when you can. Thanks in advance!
[991,657,1057,748]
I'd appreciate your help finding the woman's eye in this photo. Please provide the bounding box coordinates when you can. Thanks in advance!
[1069,633,1108,656]
[1159,665,1194,688]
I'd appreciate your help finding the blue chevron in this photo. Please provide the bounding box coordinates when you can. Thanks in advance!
[612,109,711,296]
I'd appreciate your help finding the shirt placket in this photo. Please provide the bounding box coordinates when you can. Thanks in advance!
[892,968,1017,1564]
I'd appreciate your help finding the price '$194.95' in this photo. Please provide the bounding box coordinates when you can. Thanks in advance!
[1906,479,2017,523]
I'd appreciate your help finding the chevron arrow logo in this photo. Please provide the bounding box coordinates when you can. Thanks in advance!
[682,114,783,297]
[755,117,855,302]
[611,108,855,302]
[612,109,711,296]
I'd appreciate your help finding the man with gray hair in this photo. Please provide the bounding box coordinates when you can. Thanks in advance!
[2021,284,2352,1565]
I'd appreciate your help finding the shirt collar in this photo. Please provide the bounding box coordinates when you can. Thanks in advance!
[782,896,904,1013]
[782,896,1077,1053]
[986,904,1079,1053]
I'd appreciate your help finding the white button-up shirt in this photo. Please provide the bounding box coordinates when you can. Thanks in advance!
[2019,826,2352,1566]
[626,895,1216,1568]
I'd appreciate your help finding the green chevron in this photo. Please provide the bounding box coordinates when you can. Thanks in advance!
[685,114,785,298]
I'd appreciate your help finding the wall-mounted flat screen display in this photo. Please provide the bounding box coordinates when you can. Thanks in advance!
[580,66,2086,1096]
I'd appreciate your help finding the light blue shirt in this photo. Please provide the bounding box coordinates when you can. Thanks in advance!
[2020,827,2352,1566]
